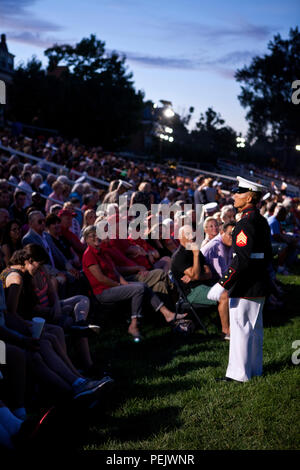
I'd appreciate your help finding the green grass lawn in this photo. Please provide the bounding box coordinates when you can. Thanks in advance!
[81,273,300,451]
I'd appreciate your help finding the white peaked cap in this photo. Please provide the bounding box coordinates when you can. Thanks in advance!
[118,179,133,189]
[204,202,218,212]
[233,176,266,193]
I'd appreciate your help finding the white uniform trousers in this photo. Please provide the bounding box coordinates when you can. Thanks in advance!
[226,297,265,382]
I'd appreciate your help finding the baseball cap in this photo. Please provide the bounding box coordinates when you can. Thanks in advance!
[58,208,76,218]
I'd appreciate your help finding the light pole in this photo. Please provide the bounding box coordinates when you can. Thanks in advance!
[153,100,175,160]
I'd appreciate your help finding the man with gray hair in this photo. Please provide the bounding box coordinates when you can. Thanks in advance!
[220,205,236,224]
[22,211,78,281]
[171,225,230,338]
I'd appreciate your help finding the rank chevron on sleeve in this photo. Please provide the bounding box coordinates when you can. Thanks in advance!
[236,230,248,247]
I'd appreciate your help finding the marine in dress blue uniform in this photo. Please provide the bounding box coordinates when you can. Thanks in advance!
[208,176,272,382]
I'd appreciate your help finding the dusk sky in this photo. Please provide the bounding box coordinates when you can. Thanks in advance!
[1,0,299,135]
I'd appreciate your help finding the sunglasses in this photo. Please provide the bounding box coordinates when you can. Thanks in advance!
[38,219,45,224]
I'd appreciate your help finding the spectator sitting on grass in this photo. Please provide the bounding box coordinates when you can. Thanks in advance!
[0,260,113,411]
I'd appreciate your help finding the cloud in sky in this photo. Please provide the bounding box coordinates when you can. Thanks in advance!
[0,0,62,33]
[162,19,277,43]
[7,31,65,49]
[117,48,259,78]
[0,1,274,79]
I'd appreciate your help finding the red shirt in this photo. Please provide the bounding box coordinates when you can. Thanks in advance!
[101,242,137,268]
[109,238,151,270]
[61,226,85,259]
[82,245,118,295]
[129,236,153,253]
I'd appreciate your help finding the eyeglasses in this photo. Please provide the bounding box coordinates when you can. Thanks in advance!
[38,219,45,225]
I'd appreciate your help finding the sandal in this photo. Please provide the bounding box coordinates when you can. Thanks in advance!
[167,312,188,324]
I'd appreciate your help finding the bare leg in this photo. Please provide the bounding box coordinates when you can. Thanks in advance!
[218,291,230,335]
[159,305,187,323]
[128,317,140,337]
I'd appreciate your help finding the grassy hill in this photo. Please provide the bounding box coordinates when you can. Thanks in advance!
[80,272,300,451]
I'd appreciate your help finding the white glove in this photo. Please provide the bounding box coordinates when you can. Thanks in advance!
[207,283,225,302]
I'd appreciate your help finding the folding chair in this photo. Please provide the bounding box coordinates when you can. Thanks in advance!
[169,271,211,335]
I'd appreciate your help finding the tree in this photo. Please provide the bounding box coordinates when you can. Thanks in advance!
[189,107,237,163]
[195,107,225,132]
[9,35,144,148]
[235,27,300,146]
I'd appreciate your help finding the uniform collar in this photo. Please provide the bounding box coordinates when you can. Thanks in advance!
[241,205,255,217]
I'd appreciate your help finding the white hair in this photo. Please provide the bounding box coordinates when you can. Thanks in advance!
[31,173,43,183]
[178,224,193,239]
[220,204,234,215]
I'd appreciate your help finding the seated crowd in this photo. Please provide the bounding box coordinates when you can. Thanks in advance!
[0,128,299,449]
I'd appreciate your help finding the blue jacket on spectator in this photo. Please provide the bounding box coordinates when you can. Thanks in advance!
[22,229,71,272]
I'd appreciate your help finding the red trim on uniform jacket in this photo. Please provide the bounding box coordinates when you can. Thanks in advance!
[221,266,236,288]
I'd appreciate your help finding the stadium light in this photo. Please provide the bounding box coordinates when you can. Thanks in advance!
[159,133,174,142]
[165,126,173,134]
[236,136,246,148]
[295,145,300,151]
[164,107,175,118]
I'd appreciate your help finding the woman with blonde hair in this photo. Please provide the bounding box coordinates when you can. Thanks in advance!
[108,180,119,193]
[80,209,97,242]
[138,182,151,193]
[45,180,65,213]
[201,216,219,248]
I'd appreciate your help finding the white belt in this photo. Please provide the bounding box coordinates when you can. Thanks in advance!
[250,253,264,259]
